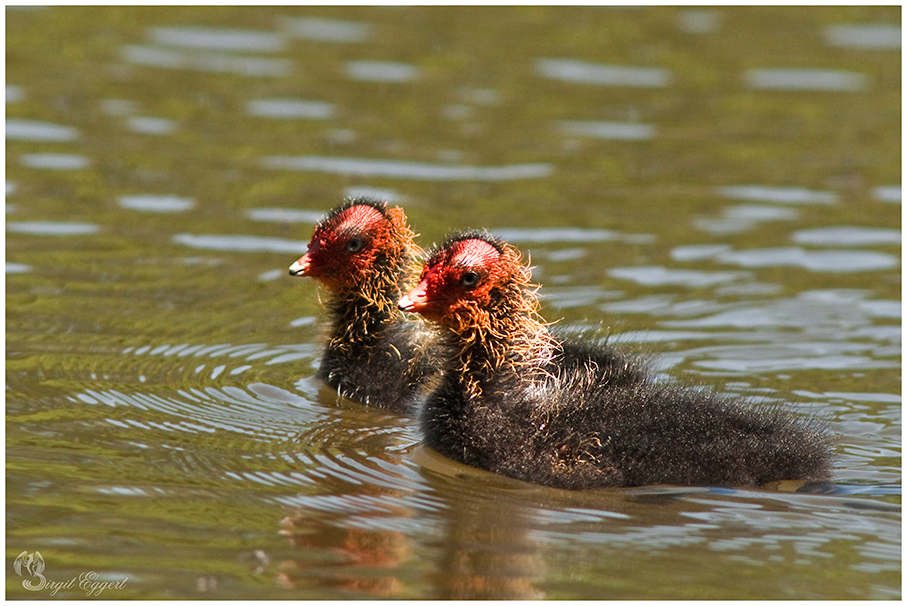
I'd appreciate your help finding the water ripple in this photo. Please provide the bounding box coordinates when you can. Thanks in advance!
[345,60,420,83]
[715,247,897,272]
[492,227,653,244]
[7,118,79,141]
[121,44,291,77]
[261,155,553,181]
[746,68,869,92]
[7,84,24,103]
[825,24,901,51]
[609,265,750,287]
[149,26,286,53]
[8,221,100,235]
[557,120,656,141]
[118,194,195,212]
[280,16,373,43]
[19,153,90,170]
[873,185,900,203]
[792,226,901,246]
[247,207,324,223]
[716,185,837,205]
[247,98,335,120]
[695,204,799,234]
[678,342,897,372]
[8,336,433,499]
[173,233,305,253]
[537,58,672,88]
[127,116,176,135]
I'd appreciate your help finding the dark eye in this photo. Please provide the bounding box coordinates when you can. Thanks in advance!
[345,238,365,253]
[460,271,479,289]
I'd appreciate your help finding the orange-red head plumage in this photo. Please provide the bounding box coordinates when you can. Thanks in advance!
[291,198,418,300]
[400,231,530,325]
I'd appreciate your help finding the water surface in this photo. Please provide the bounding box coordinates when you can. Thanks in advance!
[6,6,900,599]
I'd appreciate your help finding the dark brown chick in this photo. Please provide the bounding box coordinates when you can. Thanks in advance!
[290,197,438,412]
[400,230,834,489]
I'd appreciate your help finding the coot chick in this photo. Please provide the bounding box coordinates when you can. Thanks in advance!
[290,198,438,412]
[399,231,833,489]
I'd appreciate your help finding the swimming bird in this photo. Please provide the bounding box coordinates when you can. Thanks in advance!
[290,198,439,412]
[399,230,834,489]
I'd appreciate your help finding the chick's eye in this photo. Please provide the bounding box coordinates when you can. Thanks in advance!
[460,271,480,289]
[345,238,365,253]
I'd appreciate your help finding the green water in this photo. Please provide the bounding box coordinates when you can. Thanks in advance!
[7,6,900,599]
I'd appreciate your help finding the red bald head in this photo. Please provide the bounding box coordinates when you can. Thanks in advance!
[399,231,520,323]
[289,198,413,292]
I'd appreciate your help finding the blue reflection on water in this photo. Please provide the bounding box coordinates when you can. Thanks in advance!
[8,221,99,235]
[536,58,672,88]
[247,98,335,120]
[7,118,78,141]
[280,16,373,43]
[825,24,901,50]
[173,233,305,253]
[746,68,868,92]
[121,45,291,77]
[118,194,195,212]
[149,26,286,53]
[345,60,420,82]
[19,153,90,170]
[716,185,837,205]
[261,155,553,181]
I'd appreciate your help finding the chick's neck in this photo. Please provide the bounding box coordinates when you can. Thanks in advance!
[442,279,556,398]
[327,247,417,350]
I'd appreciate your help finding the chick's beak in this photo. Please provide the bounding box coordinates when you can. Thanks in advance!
[289,253,314,277]
[399,280,430,313]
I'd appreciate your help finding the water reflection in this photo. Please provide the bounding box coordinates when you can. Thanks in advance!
[557,120,656,141]
[18,153,90,170]
[7,84,24,102]
[121,45,291,77]
[609,266,750,288]
[247,208,324,223]
[126,116,177,135]
[716,185,837,205]
[118,194,195,213]
[7,262,31,274]
[148,26,286,53]
[6,118,78,142]
[824,23,901,50]
[278,510,411,597]
[746,68,869,92]
[280,16,373,43]
[7,221,100,235]
[694,204,799,234]
[492,227,652,244]
[415,451,901,598]
[247,98,336,120]
[261,155,553,181]
[715,247,897,273]
[100,98,139,116]
[679,342,895,373]
[345,60,420,83]
[872,186,901,203]
[676,9,721,34]
[344,186,403,203]
[670,239,898,273]
[430,496,545,599]
[173,233,305,253]
[791,226,901,246]
[536,58,672,88]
